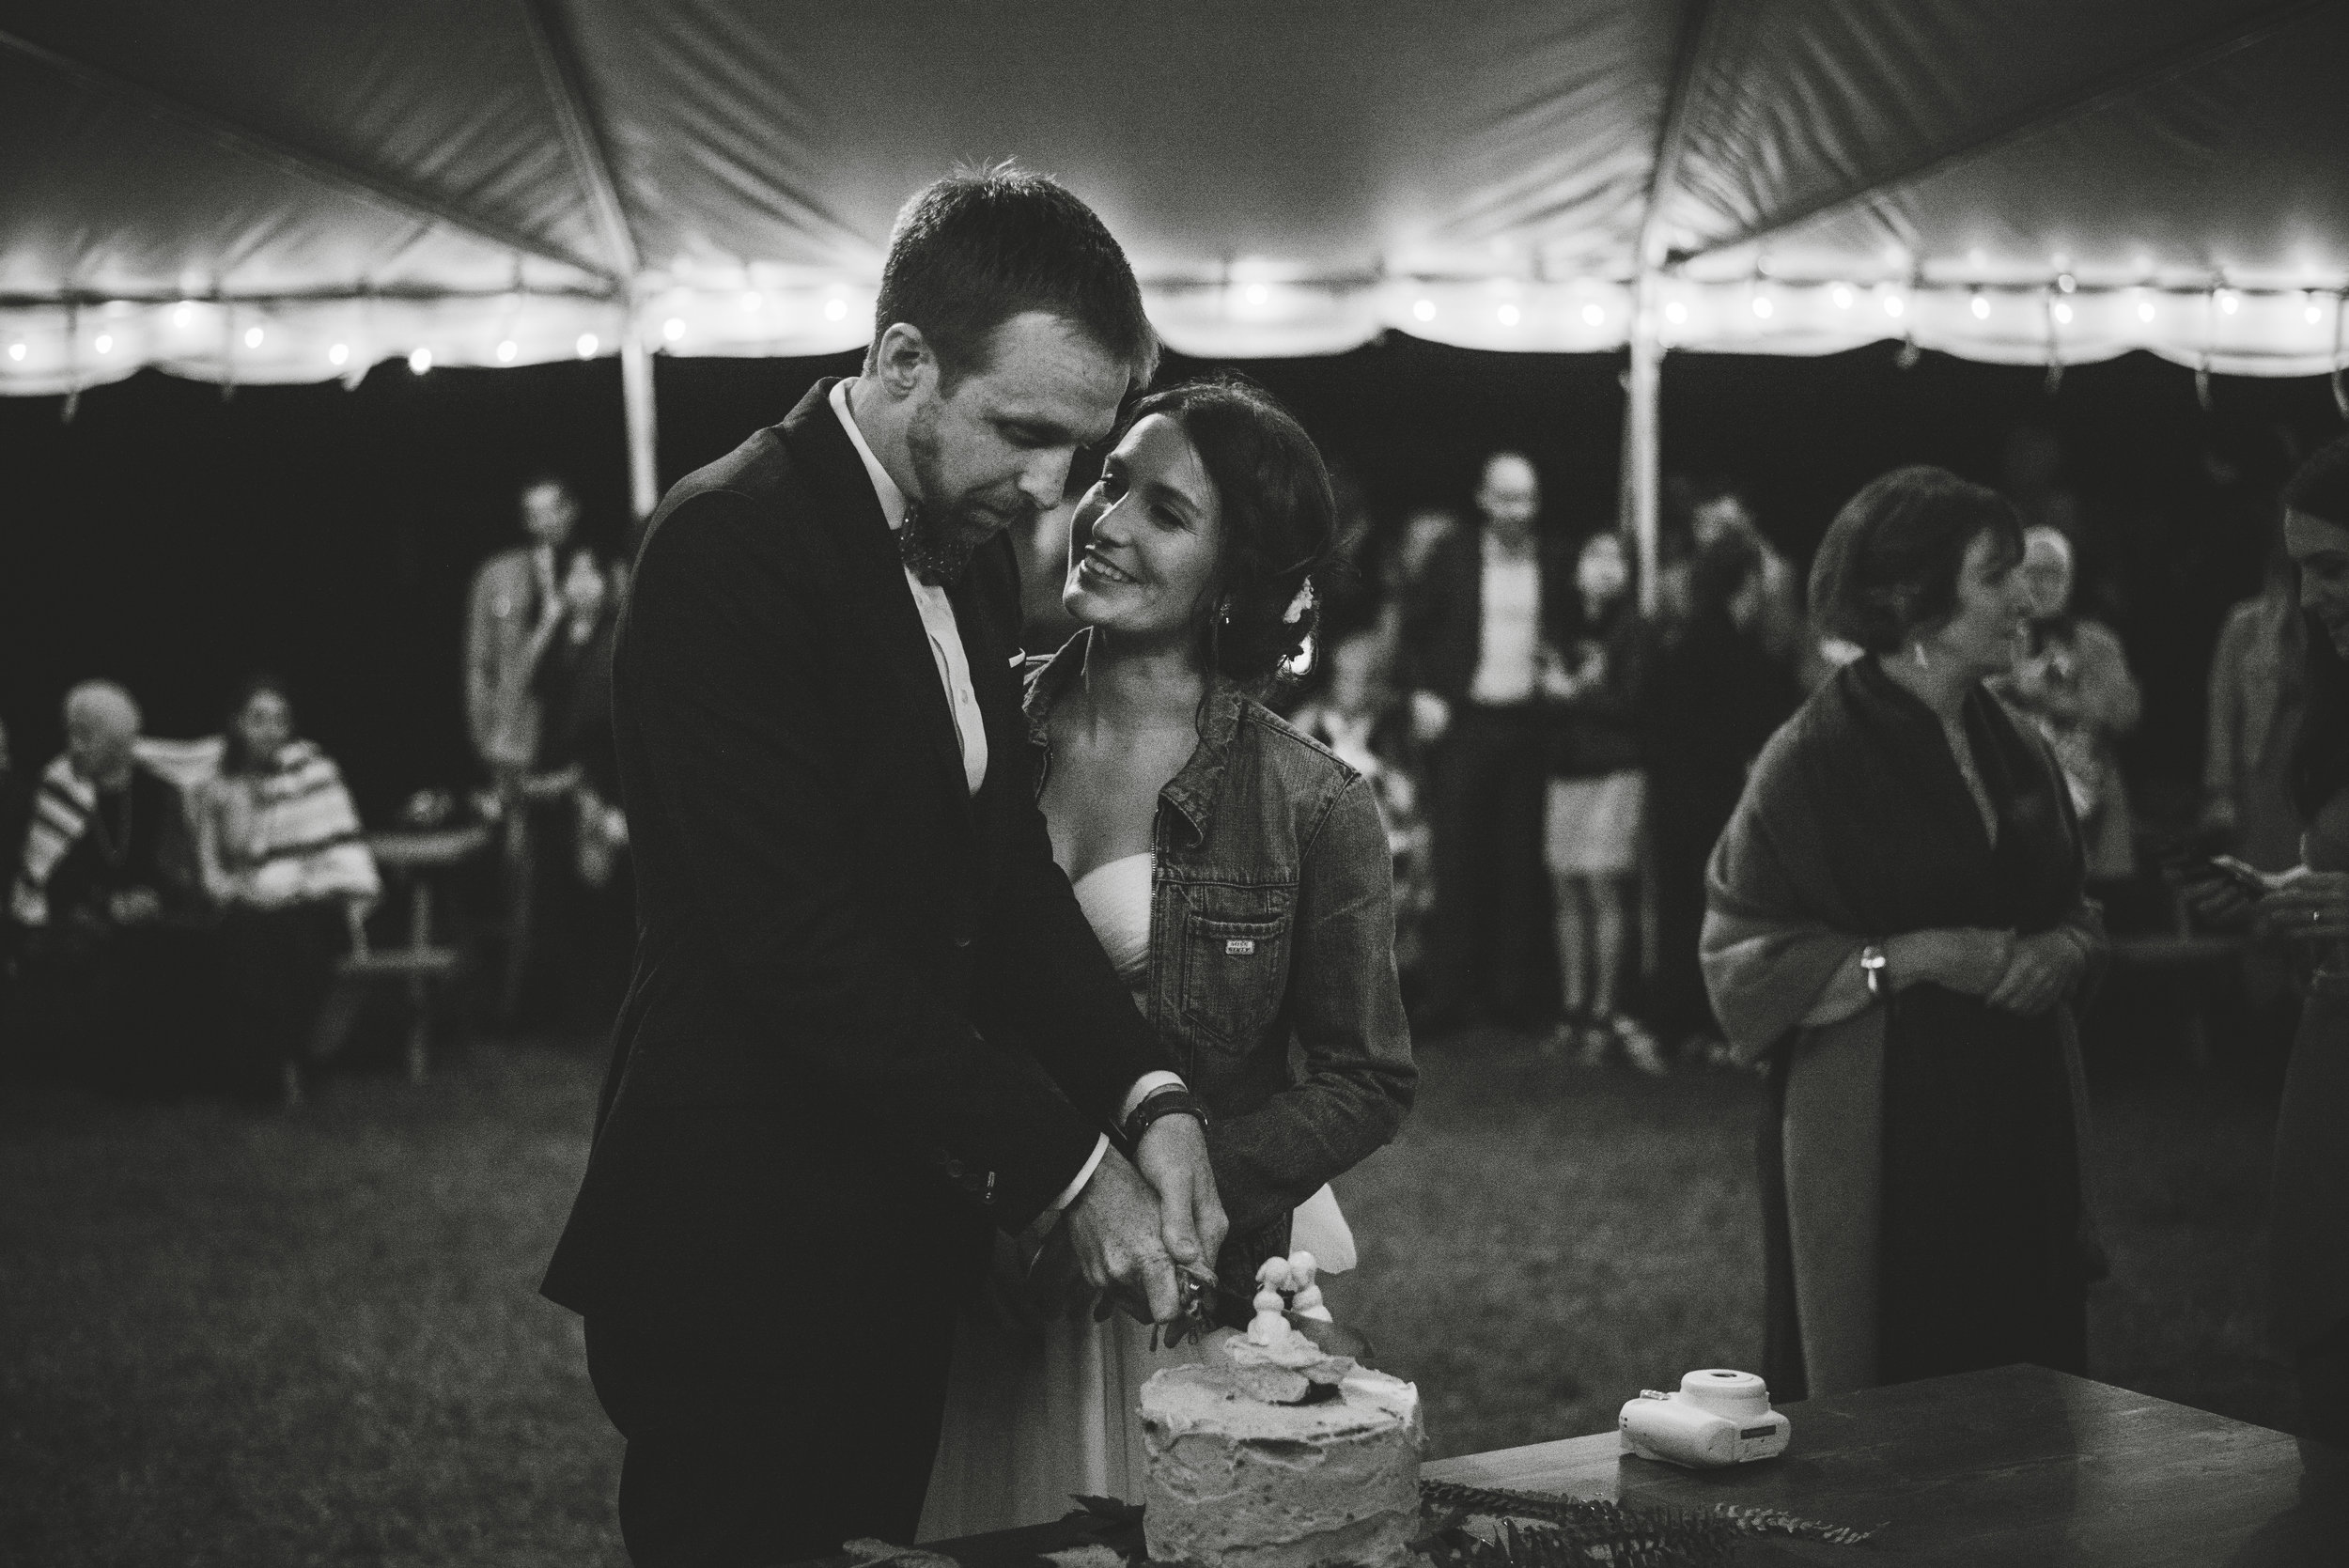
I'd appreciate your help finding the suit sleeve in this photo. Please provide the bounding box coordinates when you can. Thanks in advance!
[622,493,1103,1228]
[969,731,1173,1129]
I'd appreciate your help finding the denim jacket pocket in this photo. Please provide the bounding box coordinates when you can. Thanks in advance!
[1174,883,1294,1054]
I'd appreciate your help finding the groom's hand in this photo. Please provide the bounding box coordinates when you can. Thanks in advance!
[1133,1115,1227,1276]
[1065,1148,1180,1323]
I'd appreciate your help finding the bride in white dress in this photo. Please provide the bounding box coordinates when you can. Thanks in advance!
[920,378,1417,1538]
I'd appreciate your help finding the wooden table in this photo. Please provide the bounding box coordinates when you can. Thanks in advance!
[883,1366,2342,1568]
[1425,1364,2341,1565]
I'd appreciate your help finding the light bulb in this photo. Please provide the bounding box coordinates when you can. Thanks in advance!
[1664,301,1688,325]
[2218,290,2240,315]
[328,343,349,365]
[1497,303,1520,326]
[2306,294,2325,326]
[409,347,432,374]
[1884,293,1906,318]
[1751,295,1774,318]
[94,334,113,353]
[2053,301,2075,325]
[173,302,195,328]
[2136,299,2156,323]
[2057,273,2077,294]
[576,333,599,358]
[1970,294,1990,320]
[1831,284,1854,309]
[244,325,265,348]
[1413,298,1436,322]
[1580,303,1605,327]
[662,317,685,342]
[496,339,518,364]
[7,342,24,362]
[824,298,848,321]
[1243,282,1269,306]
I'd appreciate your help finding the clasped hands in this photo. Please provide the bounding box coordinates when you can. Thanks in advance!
[1884,925,2085,1017]
[1017,1114,1227,1330]
[2183,868,2349,943]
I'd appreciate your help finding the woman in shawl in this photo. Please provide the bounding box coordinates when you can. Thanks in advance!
[1703,466,2106,1400]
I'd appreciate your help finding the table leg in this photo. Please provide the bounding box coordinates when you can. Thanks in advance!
[405,879,434,1084]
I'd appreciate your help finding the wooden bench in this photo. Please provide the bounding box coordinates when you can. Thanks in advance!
[325,824,493,1089]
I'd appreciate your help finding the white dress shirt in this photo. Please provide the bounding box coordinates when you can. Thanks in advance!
[1468,532,1542,706]
[829,380,1182,1213]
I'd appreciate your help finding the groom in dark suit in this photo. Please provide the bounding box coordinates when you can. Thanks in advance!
[542,170,1226,1566]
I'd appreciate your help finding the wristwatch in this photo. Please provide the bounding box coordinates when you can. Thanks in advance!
[1859,943,1889,1000]
[1121,1086,1210,1151]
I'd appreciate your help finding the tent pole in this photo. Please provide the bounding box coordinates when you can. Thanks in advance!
[1626,273,1663,616]
[621,318,659,525]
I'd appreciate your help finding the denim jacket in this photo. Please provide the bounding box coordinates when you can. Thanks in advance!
[1025,632,1417,1292]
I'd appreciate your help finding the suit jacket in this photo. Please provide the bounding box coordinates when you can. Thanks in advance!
[1400,524,1578,706]
[464,548,552,772]
[541,380,1168,1334]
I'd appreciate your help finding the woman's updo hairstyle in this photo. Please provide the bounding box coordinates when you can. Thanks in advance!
[1809,465,2023,655]
[1124,375,1336,690]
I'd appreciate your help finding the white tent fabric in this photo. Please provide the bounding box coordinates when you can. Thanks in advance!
[5,0,2346,396]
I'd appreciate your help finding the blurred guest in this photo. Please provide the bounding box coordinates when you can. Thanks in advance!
[1290,629,1433,975]
[1644,530,1799,1055]
[467,474,585,778]
[507,548,630,1024]
[1541,531,1662,1071]
[2210,433,2349,1451]
[2001,424,2123,627]
[194,675,380,1096]
[1996,525,2142,882]
[7,682,219,1096]
[1705,466,2104,1401]
[2204,532,2305,873]
[0,717,23,1001]
[1402,453,1568,1031]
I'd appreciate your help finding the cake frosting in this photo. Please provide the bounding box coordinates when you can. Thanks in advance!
[1139,1343,1423,1568]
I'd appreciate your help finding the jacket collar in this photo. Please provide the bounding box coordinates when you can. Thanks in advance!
[1023,627,1248,841]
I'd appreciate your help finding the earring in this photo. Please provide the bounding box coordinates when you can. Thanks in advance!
[1912,641,1930,669]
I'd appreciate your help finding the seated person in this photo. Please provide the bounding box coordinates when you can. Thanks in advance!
[7,682,221,1097]
[194,675,380,1094]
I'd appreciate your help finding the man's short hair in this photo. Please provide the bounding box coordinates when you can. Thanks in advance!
[63,680,140,737]
[869,165,1158,392]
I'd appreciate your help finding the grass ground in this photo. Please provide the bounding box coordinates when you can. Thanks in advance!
[0,1028,2294,1566]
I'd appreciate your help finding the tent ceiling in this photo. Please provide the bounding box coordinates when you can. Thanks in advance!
[4,0,2345,395]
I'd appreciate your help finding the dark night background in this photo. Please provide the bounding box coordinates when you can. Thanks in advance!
[3,338,2341,828]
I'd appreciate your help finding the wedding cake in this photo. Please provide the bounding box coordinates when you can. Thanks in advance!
[1139,1257,1423,1568]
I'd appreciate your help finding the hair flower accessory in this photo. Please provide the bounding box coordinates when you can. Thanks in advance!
[1282,578,1316,626]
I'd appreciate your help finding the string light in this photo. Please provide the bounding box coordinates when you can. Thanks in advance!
[824,298,848,321]
[409,347,432,374]
[1243,283,1269,306]
[2306,292,2326,326]
[2136,297,2157,324]
[94,333,113,354]
[576,333,599,357]
[2056,273,2077,294]
[662,317,686,342]
[1496,303,1519,327]
[328,343,350,365]
[1579,303,1605,327]
[2217,288,2241,315]
[1831,284,1854,309]
[1412,298,1436,322]
[7,342,23,362]
[1750,294,1774,318]
[1970,292,1990,320]
[173,301,195,328]
[2053,301,2075,324]
[243,325,265,348]
[1883,292,1906,318]
[1663,300,1688,325]
[496,339,518,364]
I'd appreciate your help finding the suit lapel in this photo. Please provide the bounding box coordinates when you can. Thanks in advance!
[777,380,972,829]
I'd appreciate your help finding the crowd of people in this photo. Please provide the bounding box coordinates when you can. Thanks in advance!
[0,474,631,1101]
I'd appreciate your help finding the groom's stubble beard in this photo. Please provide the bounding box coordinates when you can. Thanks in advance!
[899,399,1041,586]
